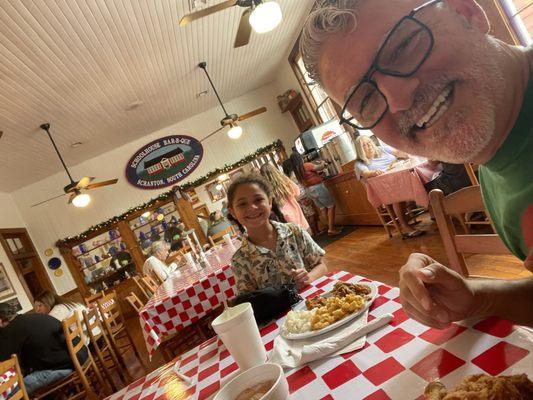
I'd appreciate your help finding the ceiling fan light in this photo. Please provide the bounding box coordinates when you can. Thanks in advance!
[72,193,91,208]
[249,1,282,34]
[227,124,243,139]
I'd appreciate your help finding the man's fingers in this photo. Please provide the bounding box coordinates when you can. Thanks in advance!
[403,271,433,312]
[402,301,451,329]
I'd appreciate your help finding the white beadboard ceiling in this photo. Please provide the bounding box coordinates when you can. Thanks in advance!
[0,0,312,192]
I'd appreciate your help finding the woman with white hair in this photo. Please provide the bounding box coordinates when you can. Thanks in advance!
[142,241,178,282]
[354,136,424,239]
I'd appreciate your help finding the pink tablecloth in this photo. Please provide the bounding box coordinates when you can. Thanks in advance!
[140,243,238,356]
[365,160,430,208]
[108,271,533,400]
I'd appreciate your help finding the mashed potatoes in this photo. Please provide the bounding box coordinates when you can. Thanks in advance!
[282,309,316,334]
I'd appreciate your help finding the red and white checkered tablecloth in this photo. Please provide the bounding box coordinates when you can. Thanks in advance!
[0,369,17,400]
[141,244,238,356]
[110,271,533,400]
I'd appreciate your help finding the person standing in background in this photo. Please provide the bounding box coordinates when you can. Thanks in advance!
[290,150,342,236]
[259,162,310,231]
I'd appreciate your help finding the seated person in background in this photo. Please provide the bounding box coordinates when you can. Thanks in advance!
[422,162,472,196]
[228,173,327,294]
[34,291,98,345]
[0,303,88,395]
[354,136,424,238]
[142,241,177,282]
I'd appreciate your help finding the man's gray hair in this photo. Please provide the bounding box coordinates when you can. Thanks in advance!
[150,241,167,256]
[300,1,361,85]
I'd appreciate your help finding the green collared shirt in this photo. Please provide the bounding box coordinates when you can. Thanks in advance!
[479,63,533,264]
[231,221,325,294]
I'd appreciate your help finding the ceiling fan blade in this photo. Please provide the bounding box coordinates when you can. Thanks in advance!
[76,176,95,189]
[31,193,68,208]
[234,8,253,48]
[179,0,237,26]
[200,126,226,143]
[85,178,119,190]
[67,193,76,204]
[238,107,267,121]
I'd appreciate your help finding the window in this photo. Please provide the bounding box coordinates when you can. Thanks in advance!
[291,53,339,124]
[500,0,533,45]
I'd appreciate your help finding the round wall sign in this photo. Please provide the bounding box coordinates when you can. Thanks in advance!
[44,248,54,257]
[125,135,203,189]
[54,269,64,277]
[47,257,62,270]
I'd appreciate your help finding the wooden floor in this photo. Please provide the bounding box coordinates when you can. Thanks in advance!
[121,215,530,383]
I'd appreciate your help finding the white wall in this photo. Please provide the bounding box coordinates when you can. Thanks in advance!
[0,192,34,312]
[11,81,300,294]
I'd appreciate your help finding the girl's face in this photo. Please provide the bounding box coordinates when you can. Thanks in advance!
[34,300,50,314]
[229,183,272,230]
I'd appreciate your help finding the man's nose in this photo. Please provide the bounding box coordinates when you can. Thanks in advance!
[374,73,420,113]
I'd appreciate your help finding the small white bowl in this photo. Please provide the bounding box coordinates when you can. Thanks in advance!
[214,363,289,400]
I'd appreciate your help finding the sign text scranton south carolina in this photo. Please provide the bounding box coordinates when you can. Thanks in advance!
[125,135,203,189]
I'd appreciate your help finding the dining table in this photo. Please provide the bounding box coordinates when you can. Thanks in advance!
[364,157,434,209]
[107,270,533,400]
[140,241,239,356]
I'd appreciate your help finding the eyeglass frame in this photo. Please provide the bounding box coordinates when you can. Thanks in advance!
[339,0,442,130]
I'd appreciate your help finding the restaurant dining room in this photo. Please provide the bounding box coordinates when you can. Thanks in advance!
[0,0,532,399]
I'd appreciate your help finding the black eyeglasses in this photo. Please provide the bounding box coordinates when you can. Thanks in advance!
[340,0,442,130]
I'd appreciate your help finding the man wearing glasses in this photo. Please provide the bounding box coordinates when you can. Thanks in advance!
[300,0,532,327]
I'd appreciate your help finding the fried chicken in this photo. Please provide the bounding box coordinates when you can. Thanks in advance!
[305,296,327,310]
[424,374,533,400]
[331,281,372,298]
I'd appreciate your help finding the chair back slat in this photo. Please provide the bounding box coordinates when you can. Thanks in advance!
[96,291,125,334]
[84,291,104,307]
[0,355,28,400]
[125,292,144,313]
[455,234,512,255]
[430,187,513,277]
[441,185,486,215]
[208,226,234,247]
[62,313,87,359]
[132,276,150,301]
[82,308,104,342]
[141,275,159,293]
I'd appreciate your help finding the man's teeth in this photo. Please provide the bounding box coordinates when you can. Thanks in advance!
[416,85,453,128]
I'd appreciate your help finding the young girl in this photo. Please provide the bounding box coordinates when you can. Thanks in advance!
[228,173,327,294]
[259,162,309,230]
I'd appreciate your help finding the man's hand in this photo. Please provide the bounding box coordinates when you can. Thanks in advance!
[398,253,481,329]
[373,170,385,176]
[292,268,311,288]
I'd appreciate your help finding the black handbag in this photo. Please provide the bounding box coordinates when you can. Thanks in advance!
[232,284,301,325]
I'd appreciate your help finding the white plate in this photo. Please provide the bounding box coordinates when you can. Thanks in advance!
[281,282,377,340]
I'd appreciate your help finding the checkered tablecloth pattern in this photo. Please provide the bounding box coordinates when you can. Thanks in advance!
[0,369,17,400]
[110,271,533,400]
[140,244,237,355]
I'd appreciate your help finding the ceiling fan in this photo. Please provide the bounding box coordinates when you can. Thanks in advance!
[31,123,119,208]
[180,0,282,48]
[198,61,267,142]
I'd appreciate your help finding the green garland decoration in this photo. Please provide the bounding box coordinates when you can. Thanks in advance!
[57,140,284,247]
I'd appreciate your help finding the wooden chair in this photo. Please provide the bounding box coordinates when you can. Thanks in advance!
[148,271,164,286]
[374,204,403,238]
[141,275,159,294]
[429,187,512,276]
[132,275,150,302]
[33,314,109,400]
[208,225,235,247]
[96,291,147,370]
[82,308,130,391]
[125,292,144,314]
[83,291,104,307]
[0,354,28,400]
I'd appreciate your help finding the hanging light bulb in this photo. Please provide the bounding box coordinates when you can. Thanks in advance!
[72,193,91,208]
[249,1,282,34]
[141,211,151,219]
[227,123,243,139]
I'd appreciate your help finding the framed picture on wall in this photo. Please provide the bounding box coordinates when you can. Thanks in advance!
[0,263,16,301]
[229,168,245,182]
[206,182,226,203]
[0,297,22,313]
[183,188,200,205]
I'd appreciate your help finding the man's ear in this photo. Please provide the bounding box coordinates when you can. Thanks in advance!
[445,0,490,34]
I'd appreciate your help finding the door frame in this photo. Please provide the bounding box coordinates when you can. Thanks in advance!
[0,228,54,302]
